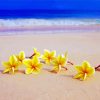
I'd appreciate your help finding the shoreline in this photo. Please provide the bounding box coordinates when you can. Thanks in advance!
[0,24,100,35]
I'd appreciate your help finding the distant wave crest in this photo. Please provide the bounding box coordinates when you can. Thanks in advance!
[0,18,100,28]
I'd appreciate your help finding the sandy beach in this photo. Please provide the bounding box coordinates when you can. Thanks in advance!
[0,32,100,100]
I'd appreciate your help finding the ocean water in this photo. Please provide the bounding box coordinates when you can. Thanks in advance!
[0,10,100,35]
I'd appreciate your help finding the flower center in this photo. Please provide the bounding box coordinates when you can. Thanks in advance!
[83,70,88,74]
[58,61,62,65]
[11,64,15,68]
[19,58,23,62]
[48,55,52,60]
[32,65,36,70]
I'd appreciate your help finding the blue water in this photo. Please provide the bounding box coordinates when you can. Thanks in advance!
[0,9,100,35]
[0,0,100,35]
[0,10,100,19]
[0,0,100,11]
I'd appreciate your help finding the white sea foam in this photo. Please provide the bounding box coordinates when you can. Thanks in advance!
[0,18,100,35]
[0,18,100,28]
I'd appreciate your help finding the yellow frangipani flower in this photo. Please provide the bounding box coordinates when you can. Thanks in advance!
[52,54,67,73]
[16,51,25,63]
[2,55,20,74]
[74,61,95,81]
[33,48,41,57]
[23,56,42,74]
[42,49,56,64]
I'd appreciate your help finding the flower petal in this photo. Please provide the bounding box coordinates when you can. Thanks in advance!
[75,66,83,73]
[23,59,32,68]
[3,68,11,73]
[44,49,49,57]
[25,68,33,74]
[19,51,25,60]
[32,68,40,74]
[74,73,84,79]
[82,61,91,71]
[51,50,56,57]
[2,62,11,68]
[45,59,51,64]
[33,48,37,53]
[61,58,66,66]
[87,67,95,76]
[32,56,39,65]
[9,55,17,65]
[36,63,42,69]
[57,55,61,62]
[33,48,40,57]
[52,60,58,66]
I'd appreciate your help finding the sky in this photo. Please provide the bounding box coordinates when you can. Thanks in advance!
[0,0,100,10]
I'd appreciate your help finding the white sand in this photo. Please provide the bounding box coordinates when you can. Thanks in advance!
[0,32,100,100]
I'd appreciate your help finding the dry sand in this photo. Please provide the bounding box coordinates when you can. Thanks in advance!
[0,32,100,100]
